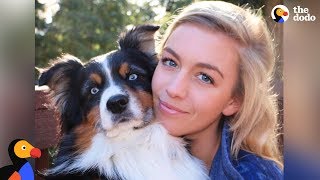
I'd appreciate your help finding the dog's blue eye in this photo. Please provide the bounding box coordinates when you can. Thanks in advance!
[128,74,138,81]
[91,87,99,94]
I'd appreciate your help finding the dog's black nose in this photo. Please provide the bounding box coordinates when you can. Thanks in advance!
[107,94,129,114]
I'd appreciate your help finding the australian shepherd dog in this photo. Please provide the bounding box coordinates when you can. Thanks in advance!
[39,25,208,180]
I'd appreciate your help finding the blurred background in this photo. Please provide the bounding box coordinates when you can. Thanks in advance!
[0,0,319,178]
[35,0,282,68]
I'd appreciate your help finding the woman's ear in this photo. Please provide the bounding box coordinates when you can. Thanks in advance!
[222,96,242,116]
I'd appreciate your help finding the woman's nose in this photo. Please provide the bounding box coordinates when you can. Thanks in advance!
[166,72,188,99]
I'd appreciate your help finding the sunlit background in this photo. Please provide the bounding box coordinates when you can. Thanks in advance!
[35,0,188,68]
[34,0,273,68]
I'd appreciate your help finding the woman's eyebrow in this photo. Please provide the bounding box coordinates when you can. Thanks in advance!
[164,46,224,79]
[163,47,181,60]
[195,62,224,79]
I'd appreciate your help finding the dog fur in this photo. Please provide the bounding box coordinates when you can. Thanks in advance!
[38,25,209,180]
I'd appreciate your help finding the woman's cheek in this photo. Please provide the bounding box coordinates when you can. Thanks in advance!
[152,65,162,93]
[151,65,166,94]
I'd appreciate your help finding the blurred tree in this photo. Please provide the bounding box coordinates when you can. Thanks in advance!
[35,0,156,67]
[155,0,267,40]
[36,0,273,69]
[35,1,46,32]
[159,0,193,13]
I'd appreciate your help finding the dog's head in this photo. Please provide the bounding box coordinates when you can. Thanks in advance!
[39,25,159,137]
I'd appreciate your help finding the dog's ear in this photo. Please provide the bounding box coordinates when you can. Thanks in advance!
[118,24,160,57]
[38,54,84,131]
[39,54,83,88]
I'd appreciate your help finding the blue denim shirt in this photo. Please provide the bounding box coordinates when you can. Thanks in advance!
[209,122,283,179]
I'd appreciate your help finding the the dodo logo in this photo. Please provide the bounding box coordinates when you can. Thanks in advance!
[0,139,41,179]
[271,5,289,23]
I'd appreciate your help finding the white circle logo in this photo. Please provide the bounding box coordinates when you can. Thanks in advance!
[271,5,289,23]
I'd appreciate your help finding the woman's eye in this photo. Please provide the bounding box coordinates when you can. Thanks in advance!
[21,145,26,150]
[128,73,138,81]
[197,73,214,84]
[90,87,99,94]
[162,58,177,67]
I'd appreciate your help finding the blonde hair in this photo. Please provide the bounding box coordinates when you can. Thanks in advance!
[158,1,283,168]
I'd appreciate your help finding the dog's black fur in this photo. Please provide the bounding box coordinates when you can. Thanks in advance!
[38,25,159,180]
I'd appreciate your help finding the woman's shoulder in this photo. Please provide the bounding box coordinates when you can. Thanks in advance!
[234,150,283,179]
[211,120,283,179]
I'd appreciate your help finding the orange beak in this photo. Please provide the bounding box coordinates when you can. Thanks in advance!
[30,148,41,158]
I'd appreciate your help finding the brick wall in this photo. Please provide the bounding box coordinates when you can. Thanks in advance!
[34,87,60,179]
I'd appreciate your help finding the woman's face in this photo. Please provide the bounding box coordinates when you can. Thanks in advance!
[152,24,241,137]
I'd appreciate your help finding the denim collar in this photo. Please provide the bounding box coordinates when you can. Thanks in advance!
[209,121,243,179]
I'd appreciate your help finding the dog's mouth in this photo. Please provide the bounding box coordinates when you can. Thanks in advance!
[112,116,150,129]
[112,112,132,124]
[133,121,151,129]
[104,116,149,138]
[118,117,129,123]
[134,108,154,129]
[101,108,154,137]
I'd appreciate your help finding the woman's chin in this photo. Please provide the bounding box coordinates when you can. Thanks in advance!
[158,119,183,137]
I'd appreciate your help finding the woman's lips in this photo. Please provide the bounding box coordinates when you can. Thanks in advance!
[159,99,187,115]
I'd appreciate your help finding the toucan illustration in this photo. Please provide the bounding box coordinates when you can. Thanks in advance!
[274,8,288,23]
[0,139,41,180]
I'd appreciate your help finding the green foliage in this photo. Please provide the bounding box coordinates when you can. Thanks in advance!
[159,0,193,13]
[35,0,156,67]
[35,0,268,68]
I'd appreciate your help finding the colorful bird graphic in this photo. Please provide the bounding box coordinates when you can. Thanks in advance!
[274,7,288,23]
[0,139,41,180]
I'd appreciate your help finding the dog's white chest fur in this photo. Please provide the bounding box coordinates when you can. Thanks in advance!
[53,123,209,180]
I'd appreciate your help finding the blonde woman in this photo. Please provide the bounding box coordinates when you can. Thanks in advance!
[152,1,283,179]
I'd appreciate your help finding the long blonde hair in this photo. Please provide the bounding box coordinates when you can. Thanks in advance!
[158,1,283,168]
